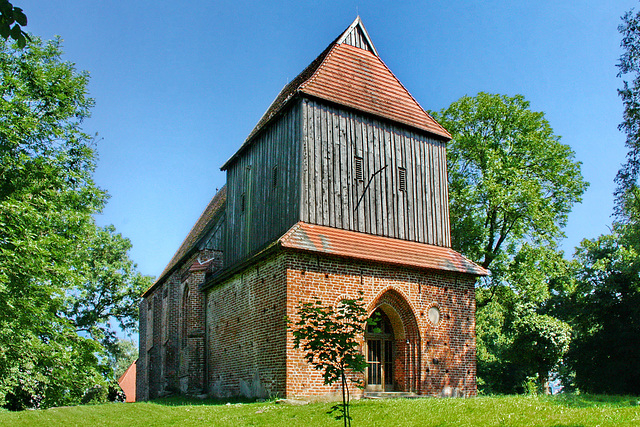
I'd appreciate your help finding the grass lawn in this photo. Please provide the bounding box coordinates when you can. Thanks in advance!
[0,394,639,426]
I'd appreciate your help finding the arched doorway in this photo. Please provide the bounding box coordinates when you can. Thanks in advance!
[365,308,395,391]
[365,289,421,393]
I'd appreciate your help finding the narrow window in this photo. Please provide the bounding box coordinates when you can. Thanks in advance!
[181,286,189,349]
[398,167,407,192]
[241,193,246,213]
[272,165,278,189]
[355,156,364,181]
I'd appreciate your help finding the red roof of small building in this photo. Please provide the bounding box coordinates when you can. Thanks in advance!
[279,222,489,276]
[118,361,137,403]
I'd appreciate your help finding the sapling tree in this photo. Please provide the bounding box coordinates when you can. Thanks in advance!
[288,294,373,427]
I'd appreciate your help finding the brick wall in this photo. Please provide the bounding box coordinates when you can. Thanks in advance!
[139,247,477,400]
[284,250,477,398]
[136,298,147,401]
[205,252,288,398]
[137,250,221,400]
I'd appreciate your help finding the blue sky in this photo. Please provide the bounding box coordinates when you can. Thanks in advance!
[23,0,637,278]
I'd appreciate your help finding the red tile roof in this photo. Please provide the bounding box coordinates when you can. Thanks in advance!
[118,361,136,403]
[222,18,450,170]
[279,222,488,276]
[299,43,450,139]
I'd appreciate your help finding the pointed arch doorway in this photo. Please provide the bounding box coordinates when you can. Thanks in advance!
[364,290,421,394]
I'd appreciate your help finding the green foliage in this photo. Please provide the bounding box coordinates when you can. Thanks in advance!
[537,8,640,396]
[0,37,152,410]
[561,227,640,395]
[288,295,371,427]
[110,339,138,380]
[616,7,640,221]
[432,93,585,394]
[510,312,571,388]
[432,93,587,269]
[0,1,28,48]
[475,247,572,394]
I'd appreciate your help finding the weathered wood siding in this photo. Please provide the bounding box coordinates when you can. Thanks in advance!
[225,104,301,265]
[301,98,451,247]
[203,216,225,252]
[341,26,373,52]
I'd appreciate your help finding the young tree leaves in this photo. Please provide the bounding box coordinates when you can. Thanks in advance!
[288,295,370,427]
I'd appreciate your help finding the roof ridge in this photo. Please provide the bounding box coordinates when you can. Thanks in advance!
[222,17,451,171]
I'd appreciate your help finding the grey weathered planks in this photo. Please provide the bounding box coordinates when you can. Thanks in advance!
[300,98,451,247]
[223,97,451,266]
[342,24,374,53]
[224,104,301,266]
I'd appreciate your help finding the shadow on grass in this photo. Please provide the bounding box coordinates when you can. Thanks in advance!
[545,393,640,408]
[148,396,265,407]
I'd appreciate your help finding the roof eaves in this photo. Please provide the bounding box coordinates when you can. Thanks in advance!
[374,54,451,140]
[279,222,489,277]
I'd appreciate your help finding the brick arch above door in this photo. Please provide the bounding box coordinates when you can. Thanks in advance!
[368,287,420,343]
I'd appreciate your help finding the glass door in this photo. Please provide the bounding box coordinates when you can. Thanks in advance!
[365,308,395,391]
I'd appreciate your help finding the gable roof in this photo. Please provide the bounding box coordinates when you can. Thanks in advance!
[144,185,227,296]
[280,222,489,277]
[222,17,450,170]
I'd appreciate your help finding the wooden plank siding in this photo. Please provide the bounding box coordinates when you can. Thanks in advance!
[301,98,451,247]
[341,24,374,53]
[203,217,226,251]
[224,103,301,266]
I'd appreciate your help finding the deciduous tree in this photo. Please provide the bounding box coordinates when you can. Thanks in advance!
[0,36,151,410]
[432,93,585,393]
[616,7,640,221]
[432,93,587,270]
[0,1,28,48]
[562,228,640,395]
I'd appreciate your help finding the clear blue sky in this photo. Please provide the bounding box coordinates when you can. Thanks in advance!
[24,0,637,278]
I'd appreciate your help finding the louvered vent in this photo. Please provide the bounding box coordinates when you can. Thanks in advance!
[355,156,364,181]
[272,165,278,188]
[398,167,407,192]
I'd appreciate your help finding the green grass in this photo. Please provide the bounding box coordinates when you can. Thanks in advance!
[0,394,639,426]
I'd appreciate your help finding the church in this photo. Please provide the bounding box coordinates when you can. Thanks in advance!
[137,17,488,401]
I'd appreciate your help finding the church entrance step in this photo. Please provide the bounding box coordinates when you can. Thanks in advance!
[364,392,420,399]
